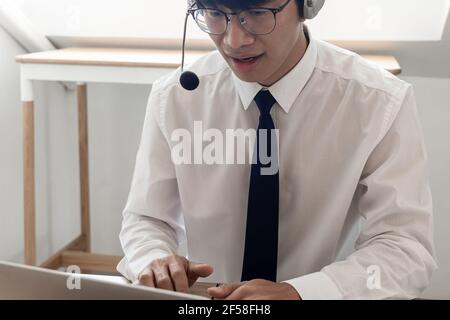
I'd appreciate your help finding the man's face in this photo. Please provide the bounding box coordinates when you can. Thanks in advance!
[208,0,305,86]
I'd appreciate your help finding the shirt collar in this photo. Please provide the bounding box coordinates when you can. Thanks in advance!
[232,25,318,113]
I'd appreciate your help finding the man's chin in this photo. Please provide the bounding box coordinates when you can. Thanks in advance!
[231,70,263,84]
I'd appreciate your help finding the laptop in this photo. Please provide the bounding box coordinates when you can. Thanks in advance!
[0,260,207,300]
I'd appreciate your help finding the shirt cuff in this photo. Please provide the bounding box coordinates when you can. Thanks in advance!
[116,249,172,282]
[283,272,344,300]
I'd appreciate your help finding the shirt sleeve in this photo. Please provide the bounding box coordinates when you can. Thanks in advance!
[117,81,184,282]
[284,85,437,300]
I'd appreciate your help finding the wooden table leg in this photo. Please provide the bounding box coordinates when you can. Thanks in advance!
[23,100,36,266]
[77,83,91,252]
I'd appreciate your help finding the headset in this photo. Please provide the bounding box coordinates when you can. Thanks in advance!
[303,0,325,19]
[180,0,326,90]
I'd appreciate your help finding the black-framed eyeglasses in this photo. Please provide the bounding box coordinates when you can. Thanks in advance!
[188,0,292,35]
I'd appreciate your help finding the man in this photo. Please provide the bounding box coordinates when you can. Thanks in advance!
[117,0,437,299]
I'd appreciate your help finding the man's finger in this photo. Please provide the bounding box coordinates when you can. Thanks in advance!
[187,262,214,285]
[153,265,175,291]
[137,269,155,287]
[207,282,245,299]
[168,262,189,293]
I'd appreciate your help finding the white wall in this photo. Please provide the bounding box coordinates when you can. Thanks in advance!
[1,24,82,263]
[0,29,449,298]
[0,25,25,262]
[14,0,450,41]
[401,76,450,299]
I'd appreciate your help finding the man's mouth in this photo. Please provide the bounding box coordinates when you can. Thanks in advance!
[230,54,263,63]
[228,54,264,71]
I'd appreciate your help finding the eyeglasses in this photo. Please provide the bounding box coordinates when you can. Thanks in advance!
[188,0,292,35]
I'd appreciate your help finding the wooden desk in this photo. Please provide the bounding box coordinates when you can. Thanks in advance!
[15,47,401,273]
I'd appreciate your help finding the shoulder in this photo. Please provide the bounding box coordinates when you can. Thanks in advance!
[313,40,416,144]
[314,39,411,103]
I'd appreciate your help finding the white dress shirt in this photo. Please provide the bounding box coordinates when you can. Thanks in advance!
[117,27,437,299]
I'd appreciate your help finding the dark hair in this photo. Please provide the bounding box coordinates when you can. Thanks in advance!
[192,0,304,17]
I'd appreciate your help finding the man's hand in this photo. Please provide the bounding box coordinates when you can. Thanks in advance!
[207,279,301,300]
[136,255,213,293]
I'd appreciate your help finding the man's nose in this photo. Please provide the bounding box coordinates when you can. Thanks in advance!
[222,16,255,49]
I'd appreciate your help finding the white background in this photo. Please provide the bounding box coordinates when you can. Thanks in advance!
[11,0,450,41]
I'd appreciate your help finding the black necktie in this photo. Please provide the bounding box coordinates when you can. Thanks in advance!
[241,90,279,282]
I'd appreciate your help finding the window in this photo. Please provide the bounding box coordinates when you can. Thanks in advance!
[12,0,450,41]
[310,0,450,41]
